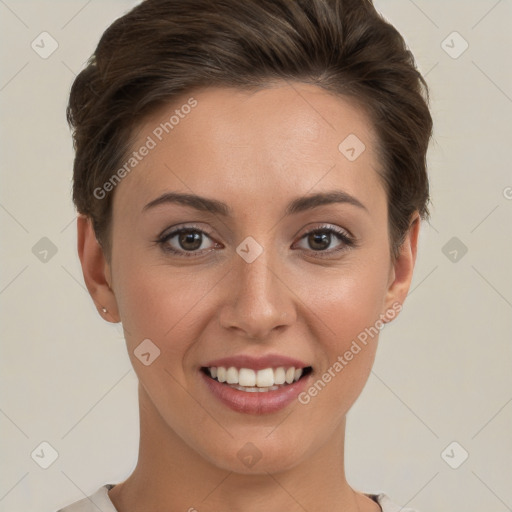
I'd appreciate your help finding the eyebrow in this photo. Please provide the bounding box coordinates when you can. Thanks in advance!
[142,190,368,216]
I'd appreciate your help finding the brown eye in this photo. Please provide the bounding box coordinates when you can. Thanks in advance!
[158,227,217,257]
[177,230,203,251]
[306,231,332,251]
[294,225,355,256]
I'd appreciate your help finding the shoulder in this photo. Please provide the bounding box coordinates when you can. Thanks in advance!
[56,484,118,512]
[366,492,422,512]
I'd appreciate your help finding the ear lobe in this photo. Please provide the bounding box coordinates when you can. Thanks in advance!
[77,214,120,322]
[381,213,421,323]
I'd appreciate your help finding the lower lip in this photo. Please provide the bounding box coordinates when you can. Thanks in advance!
[200,370,311,414]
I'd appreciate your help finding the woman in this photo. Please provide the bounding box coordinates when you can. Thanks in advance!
[60,0,433,510]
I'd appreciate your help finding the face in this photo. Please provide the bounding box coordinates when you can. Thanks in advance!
[80,82,418,475]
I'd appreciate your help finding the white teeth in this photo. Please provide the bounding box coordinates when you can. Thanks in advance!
[206,365,307,389]
[226,366,238,384]
[217,367,226,383]
[256,368,274,387]
[239,368,256,387]
[274,367,286,385]
[229,384,280,392]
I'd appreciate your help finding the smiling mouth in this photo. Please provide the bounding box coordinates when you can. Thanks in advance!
[201,365,313,392]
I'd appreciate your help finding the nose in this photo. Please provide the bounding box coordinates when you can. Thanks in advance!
[218,247,296,340]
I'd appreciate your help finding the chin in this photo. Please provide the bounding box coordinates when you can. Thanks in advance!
[198,433,311,475]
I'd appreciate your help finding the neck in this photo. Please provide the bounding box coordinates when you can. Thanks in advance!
[108,383,378,512]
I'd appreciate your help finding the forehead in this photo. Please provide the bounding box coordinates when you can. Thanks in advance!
[113,82,384,216]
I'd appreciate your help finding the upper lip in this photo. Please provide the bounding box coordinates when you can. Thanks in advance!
[202,354,311,371]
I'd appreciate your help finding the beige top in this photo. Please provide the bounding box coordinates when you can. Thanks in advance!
[56,483,421,512]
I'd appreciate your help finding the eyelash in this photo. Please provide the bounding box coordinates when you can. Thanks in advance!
[155,224,356,259]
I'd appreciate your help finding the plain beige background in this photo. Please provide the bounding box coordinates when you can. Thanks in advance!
[1,1,511,511]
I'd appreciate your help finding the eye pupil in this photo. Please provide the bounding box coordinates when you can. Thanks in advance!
[309,232,330,251]
[179,231,202,251]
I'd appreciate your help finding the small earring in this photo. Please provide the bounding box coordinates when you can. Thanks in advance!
[101,307,108,314]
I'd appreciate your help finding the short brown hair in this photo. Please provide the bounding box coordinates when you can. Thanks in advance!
[67,0,433,261]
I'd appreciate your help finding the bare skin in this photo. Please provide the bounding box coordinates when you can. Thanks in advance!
[77,81,420,512]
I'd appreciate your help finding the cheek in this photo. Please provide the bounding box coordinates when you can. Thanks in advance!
[298,257,390,344]
[295,270,385,424]
[113,254,216,367]
[293,255,389,404]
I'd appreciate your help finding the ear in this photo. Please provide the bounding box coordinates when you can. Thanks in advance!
[77,214,120,323]
[381,212,421,323]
